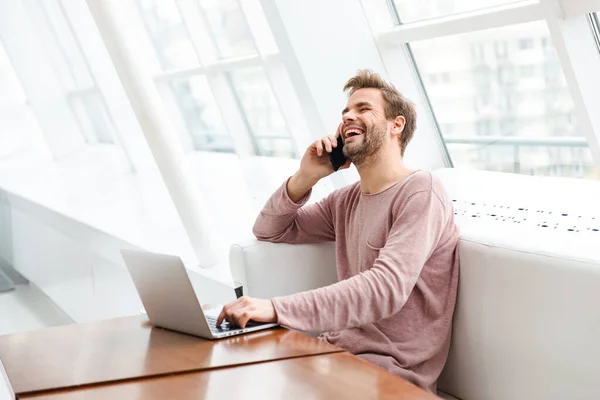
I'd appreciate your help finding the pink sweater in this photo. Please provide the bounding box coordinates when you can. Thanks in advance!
[253,171,459,393]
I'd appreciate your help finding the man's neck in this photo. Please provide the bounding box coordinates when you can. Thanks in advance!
[355,149,413,195]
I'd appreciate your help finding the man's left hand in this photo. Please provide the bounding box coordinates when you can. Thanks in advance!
[216,296,277,328]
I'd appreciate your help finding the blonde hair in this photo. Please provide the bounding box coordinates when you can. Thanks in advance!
[343,69,417,156]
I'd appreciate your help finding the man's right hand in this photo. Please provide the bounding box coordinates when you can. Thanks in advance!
[287,124,350,202]
[299,123,350,182]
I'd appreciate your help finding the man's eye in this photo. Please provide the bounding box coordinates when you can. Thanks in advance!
[360,108,370,112]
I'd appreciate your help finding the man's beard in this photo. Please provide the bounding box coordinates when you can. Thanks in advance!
[343,121,386,166]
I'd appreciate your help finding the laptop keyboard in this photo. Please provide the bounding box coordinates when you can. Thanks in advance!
[205,315,265,333]
[206,315,234,333]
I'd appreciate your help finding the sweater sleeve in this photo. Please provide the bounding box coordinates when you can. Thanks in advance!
[252,177,336,243]
[271,189,447,332]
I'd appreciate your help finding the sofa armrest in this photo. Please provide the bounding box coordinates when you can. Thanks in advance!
[229,239,337,298]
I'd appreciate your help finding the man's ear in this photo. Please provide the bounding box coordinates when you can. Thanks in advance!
[391,116,406,138]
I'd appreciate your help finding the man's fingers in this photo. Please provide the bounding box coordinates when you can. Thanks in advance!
[216,298,243,326]
[315,139,323,157]
[216,308,227,327]
[236,311,253,329]
[336,122,344,138]
[322,138,332,153]
[226,302,247,325]
[329,135,337,148]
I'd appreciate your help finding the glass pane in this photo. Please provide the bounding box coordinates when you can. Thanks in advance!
[412,21,597,179]
[229,67,295,157]
[69,90,115,144]
[392,0,524,24]
[136,0,199,70]
[198,0,256,59]
[169,75,235,152]
[255,138,295,158]
[40,0,93,89]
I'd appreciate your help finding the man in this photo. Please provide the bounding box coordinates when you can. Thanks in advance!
[217,69,459,393]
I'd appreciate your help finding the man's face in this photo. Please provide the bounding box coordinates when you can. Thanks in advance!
[341,88,389,165]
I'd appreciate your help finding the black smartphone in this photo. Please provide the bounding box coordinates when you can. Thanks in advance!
[328,135,347,171]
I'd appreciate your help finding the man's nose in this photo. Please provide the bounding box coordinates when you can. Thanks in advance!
[342,110,356,123]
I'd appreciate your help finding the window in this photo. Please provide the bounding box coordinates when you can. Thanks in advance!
[134,0,308,266]
[470,43,485,63]
[229,67,295,158]
[391,0,522,23]
[136,0,199,69]
[34,0,120,147]
[168,75,234,152]
[474,94,492,112]
[518,38,534,50]
[476,119,492,136]
[495,41,508,58]
[137,0,296,159]
[69,90,117,144]
[197,0,256,59]
[411,21,596,179]
[519,65,535,79]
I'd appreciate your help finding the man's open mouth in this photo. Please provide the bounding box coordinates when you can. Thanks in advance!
[344,127,364,138]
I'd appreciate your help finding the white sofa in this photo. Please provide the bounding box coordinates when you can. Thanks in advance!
[229,168,600,400]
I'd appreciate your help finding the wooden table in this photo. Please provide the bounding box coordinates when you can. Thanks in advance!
[20,353,438,400]
[0,316,438,399]
[0,315,342,397]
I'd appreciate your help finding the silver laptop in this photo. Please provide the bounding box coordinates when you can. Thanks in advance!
[120,249,278,340]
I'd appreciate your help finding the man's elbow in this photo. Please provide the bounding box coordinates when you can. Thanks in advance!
[252,226,270,241]
[252,221,267,240]
[253,224,294,244]
[252,220,280,242]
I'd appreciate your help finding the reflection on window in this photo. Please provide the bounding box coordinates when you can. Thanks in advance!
[411,21,596,179]
[169,75,235,153]
[229,67,295,158]
[392,0,521,24]
[198,0,256,59]
[136,0,199,70]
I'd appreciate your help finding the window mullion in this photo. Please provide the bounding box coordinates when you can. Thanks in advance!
[207,72,257,157]
[541,0,600,172]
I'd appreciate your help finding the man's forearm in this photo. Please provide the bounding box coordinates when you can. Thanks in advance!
[253,171,334,243]
[287,172,319,203]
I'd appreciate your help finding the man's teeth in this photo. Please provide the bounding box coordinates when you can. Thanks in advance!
[345,129,363,137]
